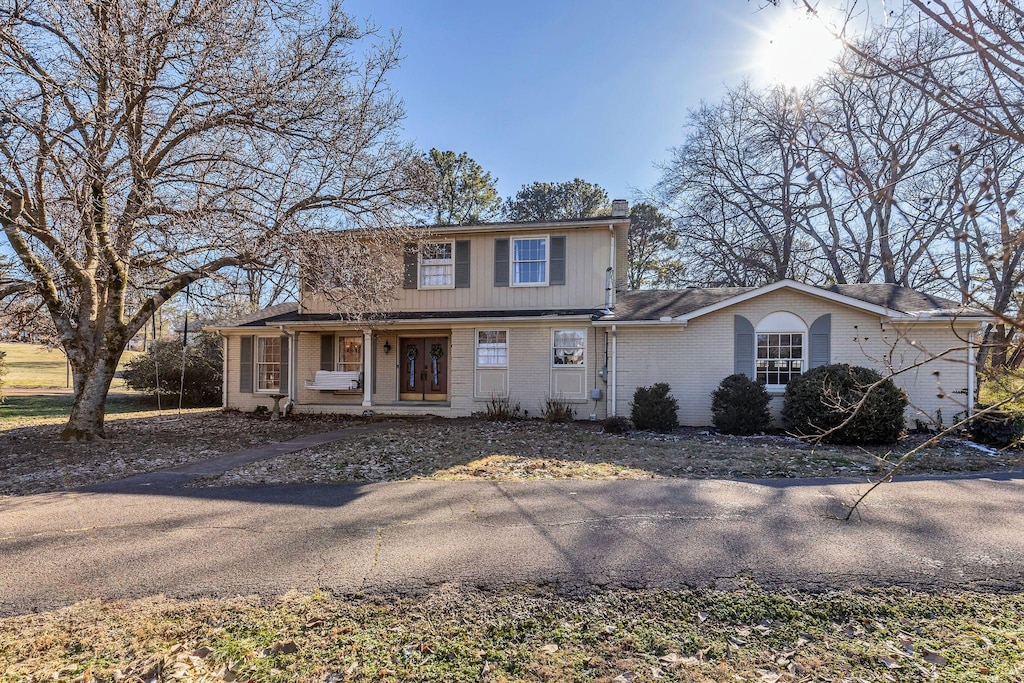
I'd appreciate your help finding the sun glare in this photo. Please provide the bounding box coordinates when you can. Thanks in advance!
[753,10,843,88]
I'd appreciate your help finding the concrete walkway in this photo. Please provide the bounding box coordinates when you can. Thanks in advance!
[1,467,1023,615]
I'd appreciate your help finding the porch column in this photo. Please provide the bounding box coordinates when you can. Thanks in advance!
[362,329,373,407]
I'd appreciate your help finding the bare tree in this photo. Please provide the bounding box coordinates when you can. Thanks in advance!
[799,33,963,286]
[658,83,819,286]
[0,0,419,439]
[829,1,1024,145]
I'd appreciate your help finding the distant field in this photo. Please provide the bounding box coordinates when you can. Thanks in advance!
[0,343,140,389]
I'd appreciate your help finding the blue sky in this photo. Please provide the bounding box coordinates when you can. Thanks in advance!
[342,0,778,201]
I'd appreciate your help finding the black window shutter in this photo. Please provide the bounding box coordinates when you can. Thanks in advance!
[402,243,418,289]
[549,236,566,285]
[455,240,471,288]
[734,315,755,378]
[239,336,253,393]
[279,336,290,394]
[809,314,831,368]
[494,238,510,287]
[320,334,335,371]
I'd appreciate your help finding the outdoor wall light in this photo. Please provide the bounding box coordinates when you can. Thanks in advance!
[383,340,392,355]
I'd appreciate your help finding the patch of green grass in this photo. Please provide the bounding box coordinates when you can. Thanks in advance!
[3,586,1023,682]
[0,393,153,430]
[0,342,139,389]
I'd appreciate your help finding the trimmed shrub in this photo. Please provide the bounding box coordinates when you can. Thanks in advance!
[782,364,907,444]
[711,373,771,435]
[602,415,632,434]
[969,407,1024,448]
[542,396,576,423]
[122,332,223,407]
[630,382,679,432]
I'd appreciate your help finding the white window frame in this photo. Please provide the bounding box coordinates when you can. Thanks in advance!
[419,240,455,289]
[511,235,549,287]
[551,328,586,368]
[336,335,364,374]
[255,335,282,393]
[475,329,509,369]
[754,312,807,392]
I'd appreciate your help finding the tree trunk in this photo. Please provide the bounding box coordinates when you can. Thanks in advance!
[61,352,120,441]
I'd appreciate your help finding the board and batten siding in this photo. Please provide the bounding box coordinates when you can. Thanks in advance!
[302,224,627,315]
[612,289,977,427]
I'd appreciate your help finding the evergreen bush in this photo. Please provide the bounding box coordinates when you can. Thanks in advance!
[711,373,771,435]
[630,382,679,432]
[122,332,223,407]
[782,364,907,444]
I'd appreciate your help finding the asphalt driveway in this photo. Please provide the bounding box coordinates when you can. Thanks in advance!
[1,473,1023,616]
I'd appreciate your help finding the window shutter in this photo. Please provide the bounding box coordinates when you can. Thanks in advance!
[734,315,755,378]
[494,238,510,287]
[239,336,253,393]
[549,236,566,285]
[809,314,831,368]
[279,336,290,394]
[402,243,418,289]
[320,334,335,371]
[455,240,471,288]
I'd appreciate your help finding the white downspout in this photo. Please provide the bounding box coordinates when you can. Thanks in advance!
[610,324,618,417]
[967,329,976,417]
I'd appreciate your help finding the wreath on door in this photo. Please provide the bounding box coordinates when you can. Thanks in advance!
[430,344,444,386]
[406,345,419,389]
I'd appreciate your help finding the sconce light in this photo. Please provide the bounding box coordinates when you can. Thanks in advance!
[383,340,392,355]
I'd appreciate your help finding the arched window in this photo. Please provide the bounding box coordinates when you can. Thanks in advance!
[755,312,807,389]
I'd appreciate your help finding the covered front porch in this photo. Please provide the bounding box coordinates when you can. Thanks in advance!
[279,324,457,414]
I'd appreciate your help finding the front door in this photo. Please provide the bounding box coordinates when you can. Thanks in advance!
[399,337,448,401]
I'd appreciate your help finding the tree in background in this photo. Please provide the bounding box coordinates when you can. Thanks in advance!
[122,332,223,407]
[626,203,684,288]
[657,83,813,286]
[419,149,502,225]
[0,0,420,440]
[832,0,1024,145]
[505,179,609,221]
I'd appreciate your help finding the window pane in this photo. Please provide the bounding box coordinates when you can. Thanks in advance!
[336,336,363,373]
[552,329,585,366]
[512,238,547,284]
[420,242,453,287]
[476,329,508,367]
[754,331,804,386]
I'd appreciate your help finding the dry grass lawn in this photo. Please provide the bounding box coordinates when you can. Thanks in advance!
[195,418,1022,488]
[0,342,139,389]
[0,410,354,496]
[2,586,1022,682]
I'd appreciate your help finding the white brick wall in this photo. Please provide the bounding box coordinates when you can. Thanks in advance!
[613,289,977,428]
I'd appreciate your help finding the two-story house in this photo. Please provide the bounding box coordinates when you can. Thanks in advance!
[212,200,989,428]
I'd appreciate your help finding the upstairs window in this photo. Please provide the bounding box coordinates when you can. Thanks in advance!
[420,241,454,288]
[512,237,547,286]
